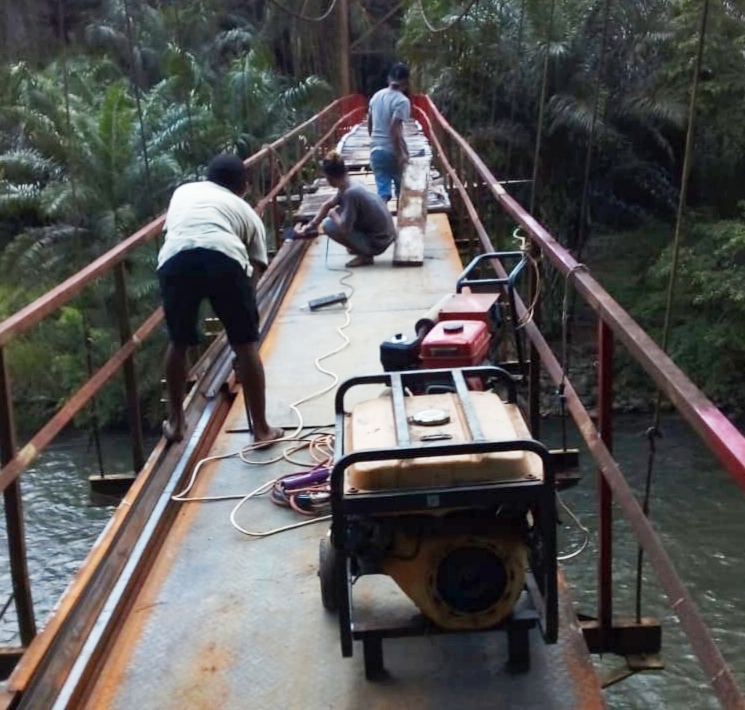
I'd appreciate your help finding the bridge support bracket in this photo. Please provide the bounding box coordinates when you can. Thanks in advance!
[580,616,661,657]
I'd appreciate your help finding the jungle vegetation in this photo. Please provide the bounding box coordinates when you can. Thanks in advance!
[1,0,744,431]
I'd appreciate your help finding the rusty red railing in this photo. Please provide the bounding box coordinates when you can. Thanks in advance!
[0,94,366,665]
[2,91,744,708]
[413,93,745,709]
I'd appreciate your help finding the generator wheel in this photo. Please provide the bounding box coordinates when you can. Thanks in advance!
[319,536,339,612]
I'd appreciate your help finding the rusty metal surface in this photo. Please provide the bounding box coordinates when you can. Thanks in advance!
[79,212,604,710]
[337,120,432,168]
[95,485,604,710]
[0,309,164,495]
[413,94,745,708]
[294,119,450,222]
[414,95,745,496]
[1,241,310,709]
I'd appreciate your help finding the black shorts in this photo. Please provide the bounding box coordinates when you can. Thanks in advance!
[158,248,260,347]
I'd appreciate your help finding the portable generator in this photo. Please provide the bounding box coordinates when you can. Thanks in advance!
[319,366,557,679]
[379,251,527,380]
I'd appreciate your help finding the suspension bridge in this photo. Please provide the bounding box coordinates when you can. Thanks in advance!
[0,90,742,708]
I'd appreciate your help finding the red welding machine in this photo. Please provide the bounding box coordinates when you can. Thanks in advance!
[437,292,500,330]
[420,320,491,369]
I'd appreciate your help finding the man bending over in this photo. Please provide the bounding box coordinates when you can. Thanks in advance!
[157,153,283,446]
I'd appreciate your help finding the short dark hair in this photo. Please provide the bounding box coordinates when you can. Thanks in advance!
[322,151,347,179]
[388,63,409,84]
[206,153,248,194]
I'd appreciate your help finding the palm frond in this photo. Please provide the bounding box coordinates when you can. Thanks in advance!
[0,149,60,183]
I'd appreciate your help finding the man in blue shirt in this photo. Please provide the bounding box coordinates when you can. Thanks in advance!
[367,63,411,202]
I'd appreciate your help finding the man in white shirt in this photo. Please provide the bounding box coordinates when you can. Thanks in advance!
[367,63,411,202]
[157,154,283,446]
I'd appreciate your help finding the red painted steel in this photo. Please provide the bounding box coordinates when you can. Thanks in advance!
[255,105,367,217]
[0,96,365,347]
[0,309,164,495]
[415,94,745,493]
[597,320,614,636]
[414,95,745,708]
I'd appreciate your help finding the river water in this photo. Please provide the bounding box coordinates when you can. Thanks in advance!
[1,418,744,708]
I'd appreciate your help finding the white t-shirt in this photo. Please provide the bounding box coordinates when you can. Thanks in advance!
[369,87,411,154]
[157,181,268,276]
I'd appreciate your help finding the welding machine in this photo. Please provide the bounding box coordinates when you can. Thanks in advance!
[379,251,527,377]
[319,366,558,680]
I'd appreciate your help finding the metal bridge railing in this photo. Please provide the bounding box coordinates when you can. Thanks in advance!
[0,94,366,667]
[413,94,745,710]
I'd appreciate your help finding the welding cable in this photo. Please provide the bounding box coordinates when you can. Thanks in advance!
[171,435,320,502]
[174,260,353,539]
[228,477,332,538]
[556,492,590,562]
[237,268,354,466]
[227,263,355,535]
[511,226,542,327]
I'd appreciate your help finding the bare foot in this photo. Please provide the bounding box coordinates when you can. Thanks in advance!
[253,426,284,449]
[162,419,185,443]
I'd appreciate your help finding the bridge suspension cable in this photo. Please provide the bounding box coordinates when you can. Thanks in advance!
[635,0,712,625]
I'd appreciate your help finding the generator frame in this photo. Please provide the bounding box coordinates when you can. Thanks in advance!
[328,366,558,680]
[457,251,528,375]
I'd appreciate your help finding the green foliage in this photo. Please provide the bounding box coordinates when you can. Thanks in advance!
[636,216,745,411]
[400,0,686,246]
[0,0,331,431]
[660,0,745,216]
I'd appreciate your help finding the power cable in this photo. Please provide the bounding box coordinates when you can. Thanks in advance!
[172,255,356,539]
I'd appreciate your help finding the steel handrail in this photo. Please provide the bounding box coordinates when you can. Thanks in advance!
[0,100,368,494]
[413,94,745,709]
[415,94,745,492]
[0,95,366,662]
[0,95,366,347]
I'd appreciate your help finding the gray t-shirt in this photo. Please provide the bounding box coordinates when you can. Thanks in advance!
[337,183,396,253]
[369,87,411,154]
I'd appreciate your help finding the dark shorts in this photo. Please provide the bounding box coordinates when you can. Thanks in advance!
[158,248,260,347]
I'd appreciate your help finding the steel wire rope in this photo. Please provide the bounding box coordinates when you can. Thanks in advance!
[504,0,526,177]
[574,0,613,262]
[635,0,712,625]
[559,0,614,429]
[524,0,557,438]
[264,0,339,23]
[528,0,556,217]
[58,0,108,482]
[171,4,199,178]
[121,0,156,219]
[416,0,482,34]
[553,263,590,562]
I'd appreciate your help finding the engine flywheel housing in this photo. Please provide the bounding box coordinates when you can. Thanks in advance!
[381,533,527,630]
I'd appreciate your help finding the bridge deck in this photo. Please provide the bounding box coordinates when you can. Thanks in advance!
[294,120,450,222]
[81,216,605,709]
